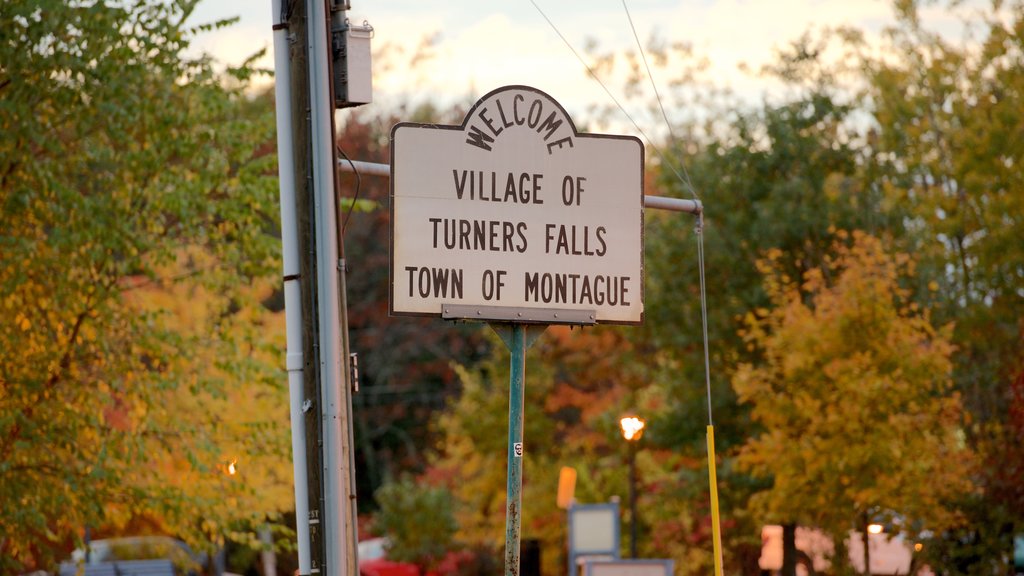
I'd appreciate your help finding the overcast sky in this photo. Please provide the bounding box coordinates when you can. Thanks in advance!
[188,0,976,122]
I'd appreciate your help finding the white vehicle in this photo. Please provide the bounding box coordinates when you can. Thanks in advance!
[60,536,207,576]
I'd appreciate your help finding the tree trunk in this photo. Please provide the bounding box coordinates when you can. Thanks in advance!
[782,523,797,576]
[832,534,852,576]
[861,512,871,576]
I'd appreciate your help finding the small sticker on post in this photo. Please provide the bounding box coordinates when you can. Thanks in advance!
[514,442,524,458]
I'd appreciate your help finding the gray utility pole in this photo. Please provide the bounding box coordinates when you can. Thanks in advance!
[275,0,362,575]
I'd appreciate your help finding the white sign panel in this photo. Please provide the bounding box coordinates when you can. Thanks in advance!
[390,85,644,324]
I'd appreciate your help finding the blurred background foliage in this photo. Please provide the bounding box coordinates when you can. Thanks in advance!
[1,0,1021,574]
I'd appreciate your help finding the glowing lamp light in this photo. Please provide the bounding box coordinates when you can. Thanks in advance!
[914,543,923,552]
[867,523,884,535]
[619,416,646,442]
[227,459,237,476]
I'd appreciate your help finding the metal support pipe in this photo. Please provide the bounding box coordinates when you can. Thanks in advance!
[308,0,354,573]
[642,194,702,215]
[271,0,311,572]
[337,158,391,178]
[336,159,702,214]
[505,324,527,576]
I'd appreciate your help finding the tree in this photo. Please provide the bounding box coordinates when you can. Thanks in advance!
[861,4,1024,566]
[867,0,1024,427]
[373,478,457,574]
[335,108,492,508]
[0,0,289,570]
[733,232,974,573]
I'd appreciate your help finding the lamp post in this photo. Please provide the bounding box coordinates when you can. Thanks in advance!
[619,415,646,559]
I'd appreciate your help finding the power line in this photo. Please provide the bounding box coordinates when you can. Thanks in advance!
[619,0,700,202]
[526,0,698,200]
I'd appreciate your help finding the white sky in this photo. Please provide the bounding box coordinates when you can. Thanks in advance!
[188,0,977,122]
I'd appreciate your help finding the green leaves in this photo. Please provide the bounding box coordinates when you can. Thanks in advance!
[374,478,457,571]
[1,0,287,570]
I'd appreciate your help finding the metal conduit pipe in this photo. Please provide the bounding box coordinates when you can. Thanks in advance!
[336,159,702,214]
[270,0,311,572]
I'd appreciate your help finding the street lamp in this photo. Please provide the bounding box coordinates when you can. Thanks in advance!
[619,415,646,558]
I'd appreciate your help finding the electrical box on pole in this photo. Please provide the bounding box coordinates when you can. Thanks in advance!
[331,19,373,108]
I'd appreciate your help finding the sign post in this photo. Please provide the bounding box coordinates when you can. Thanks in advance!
[390,85,644,576]
[505,324,526,574]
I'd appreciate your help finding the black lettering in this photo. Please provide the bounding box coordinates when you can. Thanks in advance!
[537,111,563,141]
[513,94,526,125]
[516,223,528,253]
[453,170,468,199]
[557,226,569,254]
[519,173,531,203]
[444,220,456,249]
[405,266,416,297]
[465,125,494,151]
[431,268,450,298]
[524,272,539,302]
[459,220,471,249]
[489,220,500,252]
[502,222,515,252]
[504,173,517,202]
[528,99,543,128]
[547,136,574,154]
[479,107,502,137]
[473,220,486,250]
[495,98,514,130]
[417,267,430,297]
[452,269,464,299]
[429,217,442,248]
[579,275,593,305]
[596,227,607,256]
[555,273,567,303]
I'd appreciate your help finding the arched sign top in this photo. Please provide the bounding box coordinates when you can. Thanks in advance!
[457,85,578,156]
[389,85,644,325]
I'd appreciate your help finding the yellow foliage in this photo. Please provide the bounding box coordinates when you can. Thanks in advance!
[734,232,973,539]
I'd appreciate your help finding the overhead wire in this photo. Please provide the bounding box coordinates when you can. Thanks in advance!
[337,143,362,233]
[619,0,700,203]
[610,3,724,569]
[527,8,721,567]
[527,0,698,202]
[617,0,713,426]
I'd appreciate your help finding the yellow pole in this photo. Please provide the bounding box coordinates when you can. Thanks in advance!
[707,425,724,576]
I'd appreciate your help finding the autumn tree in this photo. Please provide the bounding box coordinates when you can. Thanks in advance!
[859,2,1024,565]
[733,232,974,573]
[335,107,492,507]
[1,0,290,570]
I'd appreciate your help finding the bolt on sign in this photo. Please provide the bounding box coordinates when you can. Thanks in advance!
[390,85,644,325]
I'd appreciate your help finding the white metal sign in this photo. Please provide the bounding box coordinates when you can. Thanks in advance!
[390,85,644,324]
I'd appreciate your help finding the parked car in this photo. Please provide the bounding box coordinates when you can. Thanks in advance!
[60,536,206,576]
[357,537,473,576]
[358,538,418,576]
